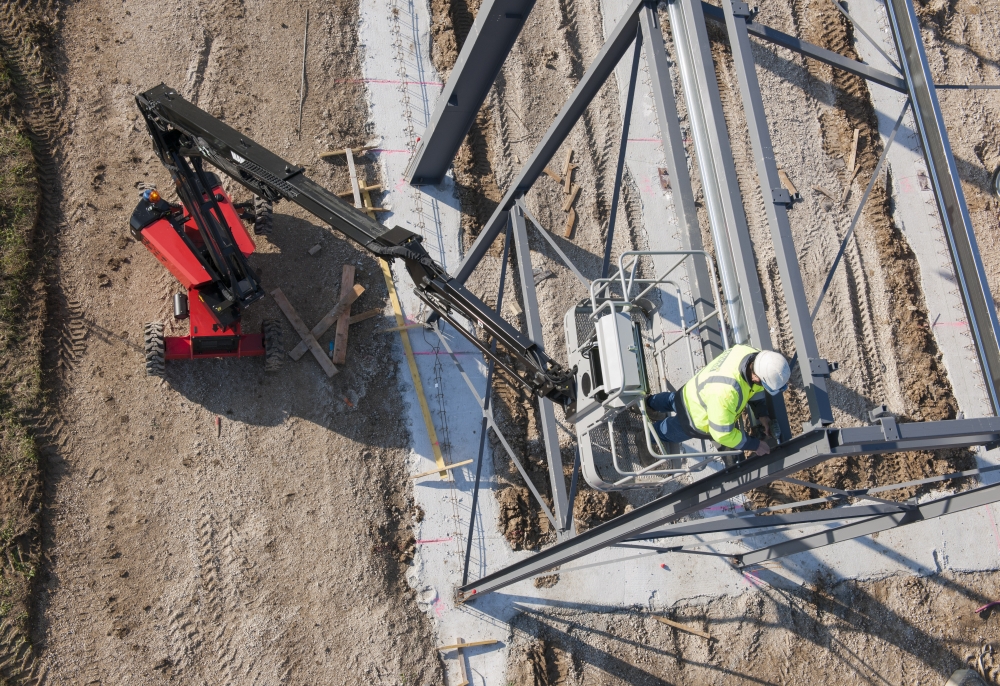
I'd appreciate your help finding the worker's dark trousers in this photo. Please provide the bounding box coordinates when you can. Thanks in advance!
[646,391,696,443]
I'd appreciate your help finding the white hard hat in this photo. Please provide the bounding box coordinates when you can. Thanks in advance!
[755,351,790,395]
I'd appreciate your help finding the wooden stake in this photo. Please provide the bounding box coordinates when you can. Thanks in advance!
[563,163,577,195]
[331,265,356,364]
[563,207,576,238]
[345,148,362,209]
[455,637,469,686]
[543,166,562,184]
[847,127,860,175]
[412,458,473,480]
[320,145,376,159]
[271,288,338,377]
[562,184,581,212]
[777,169,799,200]
[561,149,574,178]
[348,308,383,325]
[287,282,365,361]
[437,639,499,652]
[653,616,713,640]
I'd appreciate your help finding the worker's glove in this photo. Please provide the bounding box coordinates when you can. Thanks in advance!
[755,441,771,457]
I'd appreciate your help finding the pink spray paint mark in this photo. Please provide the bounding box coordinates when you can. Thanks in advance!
[416,537,453,544]
[432,597,447,617]
[395,176,408,192]
[336,78,444,87]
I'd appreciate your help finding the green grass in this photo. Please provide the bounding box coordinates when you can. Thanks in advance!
[0,47,43,652]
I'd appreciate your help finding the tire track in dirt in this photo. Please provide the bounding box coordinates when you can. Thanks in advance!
[0,0,71,682]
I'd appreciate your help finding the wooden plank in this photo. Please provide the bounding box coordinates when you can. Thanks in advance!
[562,184,581,212]
[437,639,498,652]
[359,173,378,220]
[543,166,562,184]
[812,185,836,200]
[561,148,574,178]
[270,288,338,377]
[652,616,713,640]
[345,148,362,209]
[777,169,799,199]
[348,307,383,325]
[381,260,448,478]
[455,637,469,686]
[319,145,374,159]
[331,265,356,365]
[288,283,365,361]
[412,459,473,480]
[847,127,861,175]
[563,207,576,238]
[563,163,577,195]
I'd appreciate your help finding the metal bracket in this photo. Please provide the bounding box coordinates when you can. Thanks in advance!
[730,1,752,18]
[771,188,792,205]
[879,416,900,441]
[808,357,838,377]
[868,404,891,422]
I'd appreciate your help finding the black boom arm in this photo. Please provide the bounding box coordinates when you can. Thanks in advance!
[135,84,574,406]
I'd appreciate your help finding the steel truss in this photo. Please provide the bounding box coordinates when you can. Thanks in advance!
[408,0,1000,598]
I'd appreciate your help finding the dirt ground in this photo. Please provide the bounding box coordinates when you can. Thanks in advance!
[1,0,444,682]
[1,0,999,681]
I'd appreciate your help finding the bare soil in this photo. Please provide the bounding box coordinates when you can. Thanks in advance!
[0,0,444,682]
[506,570,1000,684]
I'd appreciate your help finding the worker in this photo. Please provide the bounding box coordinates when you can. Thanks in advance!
[645,345,790,456]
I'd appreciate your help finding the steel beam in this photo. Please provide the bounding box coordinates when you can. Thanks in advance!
[699,3,907,93]
[722,0,834,427]
[640,3,724,362]
[511,204,569,528]
[450,0,646,286]
[406,0,537,185]
[627,502,910,541]
[885,0,1000,416]
[602,27,643,279]
[458,417,1000,598]
[736,481,1000,566]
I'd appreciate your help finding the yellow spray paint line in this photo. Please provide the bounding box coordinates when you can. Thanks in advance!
[380,259,448,479]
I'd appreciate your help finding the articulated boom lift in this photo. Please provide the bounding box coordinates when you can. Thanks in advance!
[132,84,575,407]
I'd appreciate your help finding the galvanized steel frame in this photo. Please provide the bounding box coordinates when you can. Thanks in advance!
[408,0,1000,597]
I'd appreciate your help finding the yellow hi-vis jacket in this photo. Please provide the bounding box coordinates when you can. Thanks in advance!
[682,344,765,449]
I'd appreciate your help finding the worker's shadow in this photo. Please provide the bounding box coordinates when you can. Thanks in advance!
[162,210,402,444]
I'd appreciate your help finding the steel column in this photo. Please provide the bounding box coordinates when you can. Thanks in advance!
[450,0,646,286]
[640,2,724,362]
[698,4,906,92]
[602,27,643,279]
[406,0,537,185]
[512,204,569,528]
[669,0,767,350]
[736,481,1000,566]
[885,0,1000,417]
[462,219,512,584]
[722,0,835,427]
[457,416,1000,598]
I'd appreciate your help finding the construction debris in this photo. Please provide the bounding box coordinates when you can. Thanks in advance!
[658,167,671,190]
[652,616,714,641]
[533,267,554,286]
[437,639,499,652]
[287,277,365,361]
[777,168,800,201]
[564,208,576,238]
[439,637,499,686]
[847,127,861,175]
[332,265,357,364]
[543,166,562,183]
[348,307,383,325]
[271,287,339,377]
[562,184,580,212]
[297,9,308,138]
[308,244,322,256]
[812,185,837,201]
